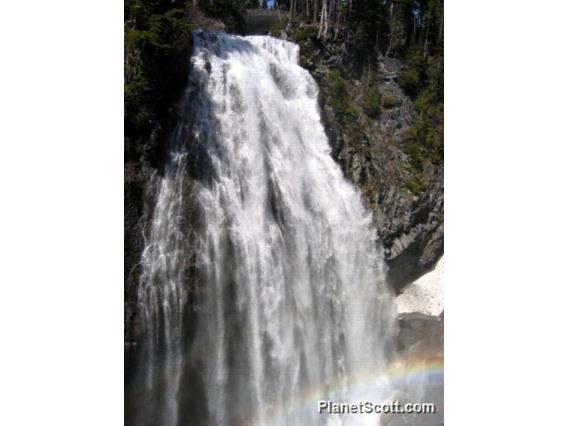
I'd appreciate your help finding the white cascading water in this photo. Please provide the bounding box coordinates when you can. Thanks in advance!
[136,30,396,426]
[136,134,191,425]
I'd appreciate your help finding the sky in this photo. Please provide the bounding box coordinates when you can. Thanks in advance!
[260,0,276,9]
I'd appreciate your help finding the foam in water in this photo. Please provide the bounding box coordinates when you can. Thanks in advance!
[135,30,396,426]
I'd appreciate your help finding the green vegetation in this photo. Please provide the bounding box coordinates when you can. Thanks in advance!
[397,67,421,98]
[286,0,444,182]
[125,1,195,139]
[400,47,444,171]
[361,86,381,117]
[323,70,358,124]
[382,95,398,109]
[405,175,426,195]
[125,0,249,153]
[199,0,246,33]
[292,26,319,43]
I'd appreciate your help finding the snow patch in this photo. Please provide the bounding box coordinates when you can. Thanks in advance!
[396,257,444,316]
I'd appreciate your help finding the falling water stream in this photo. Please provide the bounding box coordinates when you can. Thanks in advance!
[135,31,396,426]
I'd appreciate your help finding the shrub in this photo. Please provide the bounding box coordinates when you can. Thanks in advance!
[124,3,195,142]
[125,74,150,101]
[382,95,398,109]
[396,46,444,171]
[397,67,420,98]
[362,86,381,117]
[324,70,358,124]
[403,112,427,171]
[403,102,444,172]
[406,176,426,195]
[292,26,319,43]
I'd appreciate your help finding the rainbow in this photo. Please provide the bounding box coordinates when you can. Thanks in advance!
[239,354,444,426]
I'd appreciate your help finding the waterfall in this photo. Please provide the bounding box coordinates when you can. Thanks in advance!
[135,30,396,426]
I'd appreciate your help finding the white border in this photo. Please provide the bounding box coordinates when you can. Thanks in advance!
[1,1,567,425]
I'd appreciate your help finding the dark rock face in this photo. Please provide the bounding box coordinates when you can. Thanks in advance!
[381,170,443,293]
[298,36,444,293]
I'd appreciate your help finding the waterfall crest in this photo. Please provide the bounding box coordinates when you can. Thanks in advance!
[135,30,396,426]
